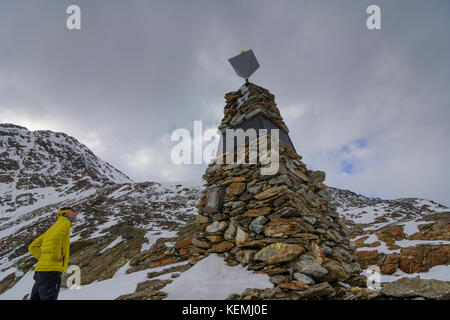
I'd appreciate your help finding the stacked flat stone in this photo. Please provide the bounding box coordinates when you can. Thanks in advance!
[193,82,366,299]
[218,82,289,134]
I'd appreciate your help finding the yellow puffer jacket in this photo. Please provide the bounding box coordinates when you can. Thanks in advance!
[28,216,73,273]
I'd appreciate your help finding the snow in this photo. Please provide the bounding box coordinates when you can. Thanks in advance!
[356,214,435,236]
[236,85,250,109]
[107,185,130,199]
[2,125,449,299]
[0,249,273,300]
[362,265,450,283]
[0,261,190,300]
[0,186,97,220]
[59,271,153,300]
[0,124,132,220]
[338,205,386,224]
[400,220,430,237]
[356,234,400,254]
[0,265,23,283]
[157,180,204,189]
[87,217,121,239]
[0,270,35,300]
[361,234,378,244]
[0,211,53,240]
[395,239,450,247]
[163,254,272,300]
[141,229,178,252]
[414,199,449,213]
[356,235,450,254]
[99,236,124,254]
[363,221,394,232]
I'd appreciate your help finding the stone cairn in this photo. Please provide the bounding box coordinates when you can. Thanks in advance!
[193,82,367,299]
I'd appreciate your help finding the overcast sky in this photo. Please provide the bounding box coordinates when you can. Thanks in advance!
[1,0,449,206]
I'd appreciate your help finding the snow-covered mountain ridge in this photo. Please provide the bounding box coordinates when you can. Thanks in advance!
[0,124,132,216]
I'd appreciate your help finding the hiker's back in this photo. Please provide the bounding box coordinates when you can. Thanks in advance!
[35,217,70,272]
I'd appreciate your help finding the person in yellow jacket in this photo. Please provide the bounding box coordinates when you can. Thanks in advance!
[28,207,77,300]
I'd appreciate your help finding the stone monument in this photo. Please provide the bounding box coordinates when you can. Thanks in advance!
[192,50,366,299]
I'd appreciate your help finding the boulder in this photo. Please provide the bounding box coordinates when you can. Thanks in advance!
[0,273,16,295]
[381,277,450,299]
[291,282,336,299]
[381,254,400,275]
[227,182,246,196]
[293,273,315,285]
[321,259,349,282]
[209,241,235,253]
[264,218,305,237]
[235,227,251,246]
[399,245,450,273]
[191,238,212,249]
[254,186,288,200]
[293,254,328,279]
[294,170,309,182]
[196,215,210,224]
[235,250,256,264]
[239,207,272,218]
[279,281,308,291]
[224,220,238,241]
[205,221,228,234]
[269,275,289,285]
[249,216,268,234]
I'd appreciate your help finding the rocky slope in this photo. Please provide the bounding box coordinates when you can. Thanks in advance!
[0,123,448,300]
[330,187,450,280]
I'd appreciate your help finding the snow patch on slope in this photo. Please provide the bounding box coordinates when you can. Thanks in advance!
[163,254,272,300]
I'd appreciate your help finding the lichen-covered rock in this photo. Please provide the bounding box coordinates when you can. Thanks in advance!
[254,243,305,264]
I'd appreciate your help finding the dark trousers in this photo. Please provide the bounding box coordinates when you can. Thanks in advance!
[30,271,62,300]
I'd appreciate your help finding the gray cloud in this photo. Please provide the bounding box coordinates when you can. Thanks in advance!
[1,0,449,205]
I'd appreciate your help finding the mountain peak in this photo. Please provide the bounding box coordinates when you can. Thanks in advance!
[0,123,29,131]
[0,123,133,214]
